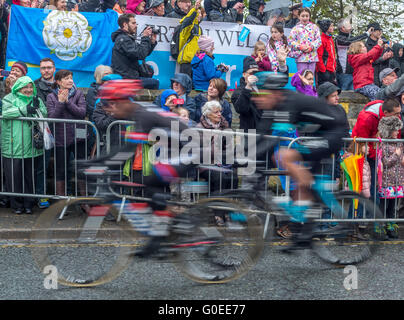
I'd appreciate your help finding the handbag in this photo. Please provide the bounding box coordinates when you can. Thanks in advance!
[35,108,55,150]
[32,121,44,150]
[138,60,154,78]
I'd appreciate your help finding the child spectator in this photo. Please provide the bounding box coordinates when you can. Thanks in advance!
[288,8,322,75]
[251,41,271,72]
[160,89,181,112]
[291,69,317,96]
[266,24,290,72]
[191,35,229,91]
[316,19,337,86]
[377,116,403,239]
[347,38,384,100]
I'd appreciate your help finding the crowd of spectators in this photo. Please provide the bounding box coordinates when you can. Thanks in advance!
[0,0,403,238]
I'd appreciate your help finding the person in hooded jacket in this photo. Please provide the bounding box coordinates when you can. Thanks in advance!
[1,76,48,214]
[166,0,192,19]
[153,73,196,115]
[207,0,244,23]
[125,0,146,14]
[316,19,337,86]
[111,13,159,89]
[143,0,165,16]
[389,43,404,78]
[244,0,267,25]
[285,2,302,29]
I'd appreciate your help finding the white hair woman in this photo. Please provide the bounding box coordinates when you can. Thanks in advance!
[198,100,228,130]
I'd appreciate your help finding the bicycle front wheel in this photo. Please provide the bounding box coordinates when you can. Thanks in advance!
[174,197,264,284]
[31,198,140,287]
[312,191,385,266]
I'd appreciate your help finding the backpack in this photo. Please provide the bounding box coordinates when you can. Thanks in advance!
[170,24,201,61]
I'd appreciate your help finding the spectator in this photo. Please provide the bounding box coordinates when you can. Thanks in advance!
[266,8,286,27]
[193,78,232,125]
[375,67,404,101]
[266,24,290,72]
[47,0,67,10]
[347,39,383,100]
[86,65,113,121]
[173,106,191,125]
[34,57,55,107]
[153,73,196,116]
[196,100,237,196]
[125,0,145,14]
[207,0,244,23]
[164,0,175,15]
[285,2,302,29]
[377,116,403,239]
[111,13,159,89]
[166,0,192,19]
[5,61,28,95]
[251,40,271,72]
[175,0,202,78]
[1,76,48,214]
[291,69,317,97]
[389,43,404,78]
[191,35,228,91]
[316,19,337,86]
[365,22,394,87]
[16,0,44,8]
[113,0,127,14]
[46,69,86,196]
[288,8,322,75]
[231,53,288,131]
[160,89,180,111]
[335,18,372,91]
[244,0,266,25]
[144,0,165,16]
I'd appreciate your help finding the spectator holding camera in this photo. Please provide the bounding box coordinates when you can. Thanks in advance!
[191,35,229,91]
[111,13,159,89]
[207,0,244,23]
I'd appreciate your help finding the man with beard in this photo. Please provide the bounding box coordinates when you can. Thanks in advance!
[34,58,55,105]
[111,13,159,89]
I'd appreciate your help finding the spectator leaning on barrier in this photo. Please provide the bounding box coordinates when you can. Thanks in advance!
[46,69,87,197]
[335,18,372,91]
[191,35,229,91]
[244,0,266,25]
[111,13,159,90]
[193,78,232,125]
[374,67,404,101]
[316,19,337,86]
[207,0,244,23]
[389,43,404,78]
[166,0,192,19]
[1,76,48,215]
[34,57,55,107]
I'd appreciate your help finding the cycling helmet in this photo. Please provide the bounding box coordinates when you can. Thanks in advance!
[97,79,143,100]
[255,71,289,90]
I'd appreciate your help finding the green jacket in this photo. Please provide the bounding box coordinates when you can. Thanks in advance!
[1,76,48,159]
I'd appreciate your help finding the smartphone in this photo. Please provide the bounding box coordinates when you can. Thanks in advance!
[173,98,184,105]
[0,70,10,77]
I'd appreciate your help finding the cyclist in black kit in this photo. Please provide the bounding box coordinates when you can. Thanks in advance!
[252,72,350,250]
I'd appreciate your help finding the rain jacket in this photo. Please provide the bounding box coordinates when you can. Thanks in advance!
[177,8,202,65]
[1,76,48,159]
[207,0,243,23]
[389,43,404,78]
[288,21,322,63]
[191,53,224,91]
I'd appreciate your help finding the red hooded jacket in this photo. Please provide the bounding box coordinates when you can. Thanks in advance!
[348,44,383,90]
[316,33,337,73]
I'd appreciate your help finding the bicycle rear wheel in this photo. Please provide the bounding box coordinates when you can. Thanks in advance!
[174,197,264,283]
[31,198,140,287]
[312,191,385,266]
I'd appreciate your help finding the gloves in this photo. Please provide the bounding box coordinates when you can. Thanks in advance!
[26,97,39,116]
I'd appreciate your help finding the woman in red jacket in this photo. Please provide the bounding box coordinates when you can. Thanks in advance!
[316,20,337,86]
[347,37,383,100]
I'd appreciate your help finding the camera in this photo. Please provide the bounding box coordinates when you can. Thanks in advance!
[151,27,160,35]
[217,63,229,73]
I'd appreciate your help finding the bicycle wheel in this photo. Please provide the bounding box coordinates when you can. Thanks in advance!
[312,191,385,266]
[31,198,141,287]
[174,197,264,284]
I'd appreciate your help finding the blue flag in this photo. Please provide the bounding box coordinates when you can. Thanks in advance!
[6,6,119,86]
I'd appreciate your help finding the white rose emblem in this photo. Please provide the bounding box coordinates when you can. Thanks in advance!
[42,10,92,61]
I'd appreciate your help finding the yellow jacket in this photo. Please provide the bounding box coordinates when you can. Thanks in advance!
[177,8,202,64]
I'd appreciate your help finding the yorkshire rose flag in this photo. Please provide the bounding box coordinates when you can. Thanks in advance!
[6,6,118,86]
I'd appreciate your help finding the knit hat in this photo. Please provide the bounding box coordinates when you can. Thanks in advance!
[317,81,341,98]
[11,61,28,76]
[317,19,332,33]
[378,116,403,139]
[197,35,214,52]
[243,56,259,73]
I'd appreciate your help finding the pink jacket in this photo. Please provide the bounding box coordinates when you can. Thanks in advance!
[251,54,272,72]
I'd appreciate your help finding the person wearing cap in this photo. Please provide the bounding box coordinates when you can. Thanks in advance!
[4,61,28,95]
[144,0,165,16]
[191,35,228,91]
[316,19,337,86]
[244,0,267,25]
[207,0,244,23]
[365,22,394,87]
[285,2,302,29]
[374,67,404,101]
[335,18,373,91]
